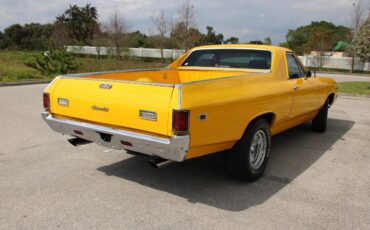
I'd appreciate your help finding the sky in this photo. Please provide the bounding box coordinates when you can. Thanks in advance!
[0,0,369,44]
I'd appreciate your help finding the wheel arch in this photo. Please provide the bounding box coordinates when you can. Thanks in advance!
[241,112,276,138]
[328,93,335,107]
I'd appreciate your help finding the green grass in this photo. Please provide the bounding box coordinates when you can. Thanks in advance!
[77,56,169,73]
[339,82,370,95]
[0,51,169,82]
[0,51,44,82]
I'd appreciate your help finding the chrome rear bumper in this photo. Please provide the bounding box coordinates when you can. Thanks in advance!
[41,112,189,162]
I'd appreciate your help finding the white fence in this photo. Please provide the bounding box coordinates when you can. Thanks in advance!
[298,55,369,71]
[66,46,185,60]
[66,46,369,71]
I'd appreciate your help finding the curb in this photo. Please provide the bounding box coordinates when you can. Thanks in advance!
[338,93,370,99]
[317,71,370,77]
[0,80,51,87]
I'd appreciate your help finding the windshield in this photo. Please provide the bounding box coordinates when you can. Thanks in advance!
[182,49,272,70]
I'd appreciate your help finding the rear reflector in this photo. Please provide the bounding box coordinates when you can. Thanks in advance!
[172,110,190,135]
[121,140,133,147]
[73,130,83,135]
[43,93,50,110]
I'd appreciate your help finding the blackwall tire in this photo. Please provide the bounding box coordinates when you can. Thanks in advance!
[312,99,329,133]
[224,119,271,181]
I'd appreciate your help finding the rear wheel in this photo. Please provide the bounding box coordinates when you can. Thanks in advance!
[224,119,271,181]
[312,99,329,132]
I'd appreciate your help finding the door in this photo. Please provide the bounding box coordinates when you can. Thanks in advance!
[286,53,319,118]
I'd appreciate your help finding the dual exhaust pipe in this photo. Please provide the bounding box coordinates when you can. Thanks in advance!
[68,137,174,168]
[149,157,174,168]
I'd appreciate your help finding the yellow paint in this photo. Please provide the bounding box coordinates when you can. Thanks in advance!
[44,44,338,160]
[48,77,174,136]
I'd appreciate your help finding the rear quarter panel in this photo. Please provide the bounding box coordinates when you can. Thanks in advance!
[181,74,294,159]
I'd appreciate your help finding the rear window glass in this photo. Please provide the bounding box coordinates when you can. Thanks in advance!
[182,49,271,70]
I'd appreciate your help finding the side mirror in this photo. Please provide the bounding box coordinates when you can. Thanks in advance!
[306,70,312,78]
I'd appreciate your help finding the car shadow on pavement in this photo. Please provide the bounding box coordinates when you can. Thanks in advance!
[97,118,354,211]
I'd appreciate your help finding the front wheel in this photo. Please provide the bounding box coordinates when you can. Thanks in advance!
[224,119,271,181]
[312,99,329,132]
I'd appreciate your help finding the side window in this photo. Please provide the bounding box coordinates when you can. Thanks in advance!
[286,54,304,79]
[183,51,216,67]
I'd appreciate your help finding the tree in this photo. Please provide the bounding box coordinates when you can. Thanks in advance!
[305,28,332,68]
[225,37,239,44]
[249,40,263,44]
[152,10,170,62]
[2,23,53,50]
[201,26,224,45]
[105,11,129,59]
[21,23,54,50]
[349,0,366,72]
[173,0,196,49]
[352,0,366,31]
[52,18,70,49]
[57,4,99,45]
[3,24,25,49]
[126,31,148,48]
[25,49,79,76]
[283,21,351,54]
[353,16,370,62]
[91,23,107,58]
[188,27,204,47]
[263,37,272,45]
[0,31,8,49]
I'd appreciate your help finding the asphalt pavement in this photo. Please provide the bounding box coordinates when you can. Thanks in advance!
[0,83,369,229]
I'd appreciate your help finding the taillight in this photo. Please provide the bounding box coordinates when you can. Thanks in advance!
[43,93,50,111]
[172,109,190,135]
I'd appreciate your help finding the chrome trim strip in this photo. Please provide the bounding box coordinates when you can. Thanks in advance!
[41,112,189,162]
[57,67,176,88]
[175,84,182,109]
[59,67,170,78]
[59,71,271,88]
[60,76,176,87]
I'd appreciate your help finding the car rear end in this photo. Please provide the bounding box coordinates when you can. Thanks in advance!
[42,74,190,162]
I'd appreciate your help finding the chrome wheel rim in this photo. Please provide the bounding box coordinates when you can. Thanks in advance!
[249,130,267,170]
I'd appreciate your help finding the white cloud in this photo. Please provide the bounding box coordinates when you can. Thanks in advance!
[241,28,253,35]
[291,0,351,11]
[1,0,369,43]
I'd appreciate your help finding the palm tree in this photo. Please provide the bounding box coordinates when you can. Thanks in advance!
[57,4,99,45]
[82,4,98,42]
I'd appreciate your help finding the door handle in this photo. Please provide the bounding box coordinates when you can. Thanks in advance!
[293,86,299,90]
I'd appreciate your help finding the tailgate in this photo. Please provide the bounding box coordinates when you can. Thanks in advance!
[49,78,175,136]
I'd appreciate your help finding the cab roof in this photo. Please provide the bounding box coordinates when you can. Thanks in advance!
[190,44,293,53]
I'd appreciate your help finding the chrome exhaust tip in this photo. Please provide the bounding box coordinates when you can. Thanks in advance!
[149,157,174,169]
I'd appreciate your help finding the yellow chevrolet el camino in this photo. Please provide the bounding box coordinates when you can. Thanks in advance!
[42,44,338,181]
